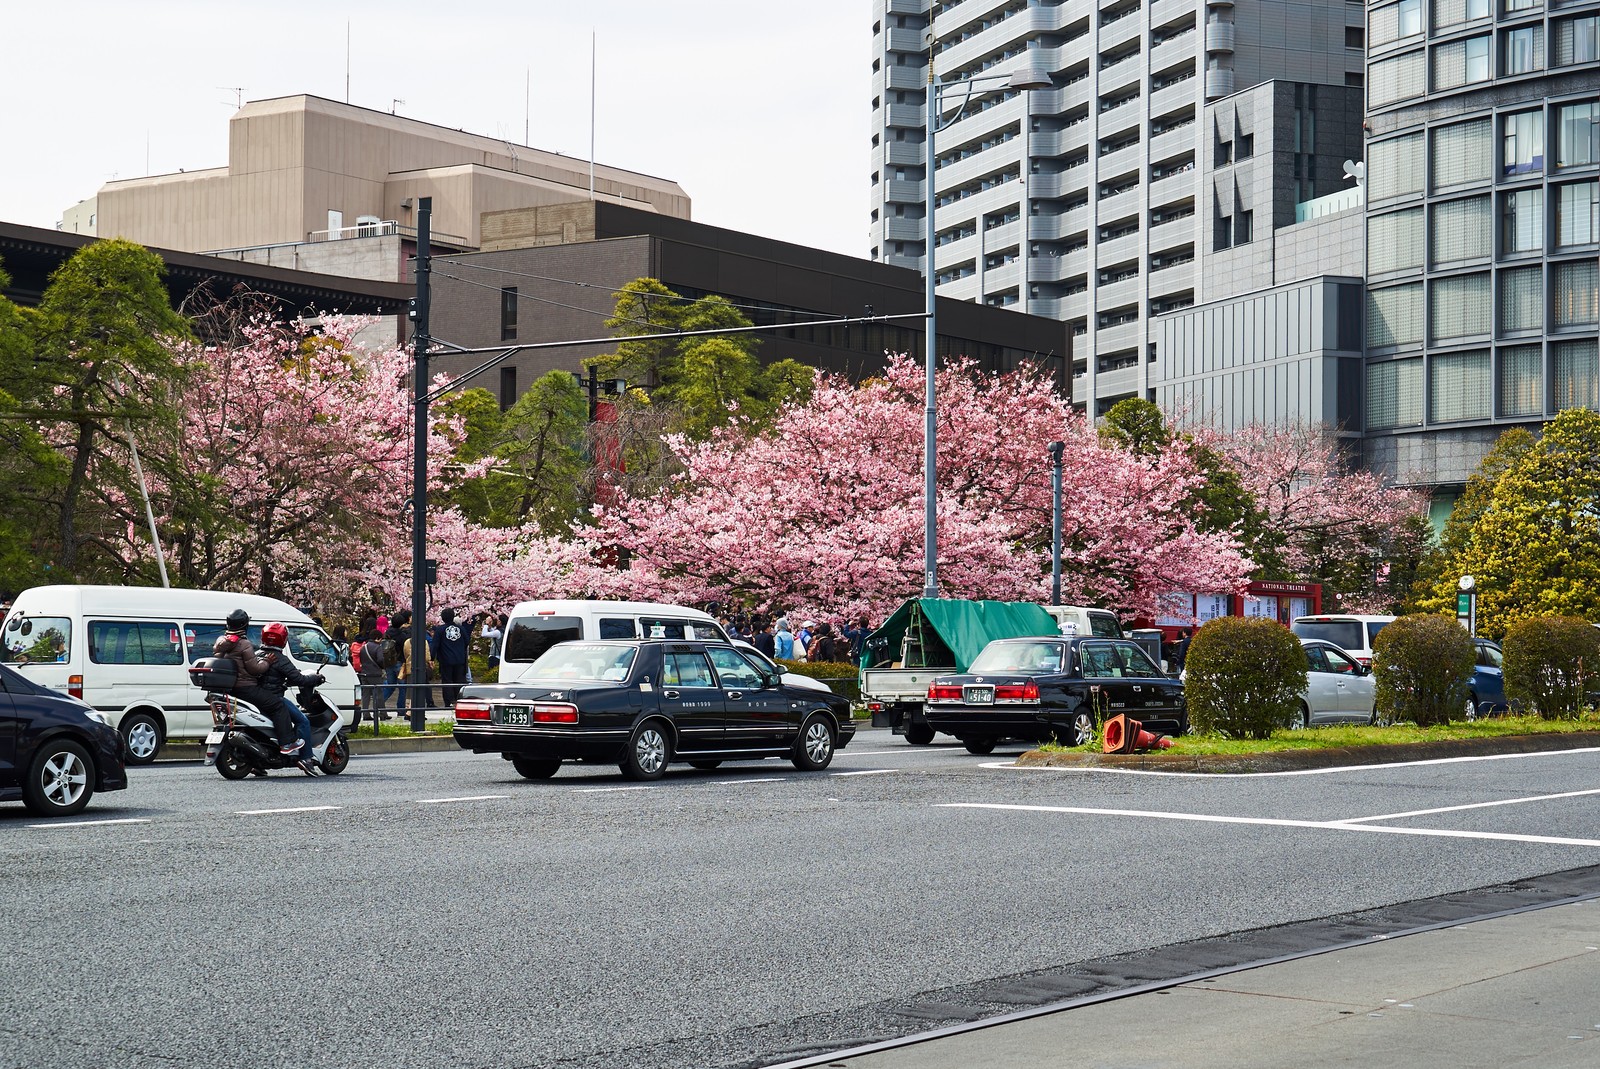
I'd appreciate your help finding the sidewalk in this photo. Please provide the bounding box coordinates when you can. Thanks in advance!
[822,898,1600,1069]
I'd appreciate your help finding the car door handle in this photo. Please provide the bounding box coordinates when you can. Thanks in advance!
[727,691,743,700]
[663,689,681,699]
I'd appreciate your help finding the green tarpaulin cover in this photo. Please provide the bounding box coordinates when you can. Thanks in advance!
[863,598,1061,672]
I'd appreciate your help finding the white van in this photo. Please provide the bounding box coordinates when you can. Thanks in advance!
[0,585,358,763]
[1290,614,1397,668]
[499,600,731,680]
[1044,605,1124,639]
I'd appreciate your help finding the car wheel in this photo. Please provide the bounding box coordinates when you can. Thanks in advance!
[687,760,723,770]
[511,756,560,780]
[320,737,351,776]
[1464,693,1479,721]
[214,743,252,780]
[904,723,935,746]
[621,721,670,781]
[1368,706,1389,727]
[1065,710,1095,747]
[963,737,997,755]
[1297,701,1312,730]
[22,739,95,817]
[792,715,836,771]
[120,711,163,765]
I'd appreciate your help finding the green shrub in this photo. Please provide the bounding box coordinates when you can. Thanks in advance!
[1184,617,1307,739]
[777,658,860,701]
[1372,615,1474,726]
[1502,616,1600,720]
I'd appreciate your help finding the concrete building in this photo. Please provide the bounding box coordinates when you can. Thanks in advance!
[869,0,1364,415]
[426,202,1068,408]
[1362,0,1600,495]
[63,94,689,256]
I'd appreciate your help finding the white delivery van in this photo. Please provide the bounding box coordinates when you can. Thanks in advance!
[1044,605,1124,639]
[0,585,358,763]
[500,600,732,679]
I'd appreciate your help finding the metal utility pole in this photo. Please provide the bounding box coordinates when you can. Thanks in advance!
[1048,441,1063,606]
[410,197,432,733]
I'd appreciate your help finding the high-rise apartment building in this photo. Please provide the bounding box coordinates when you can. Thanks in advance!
[1362,0,1600,492]
[870,0,1364,415]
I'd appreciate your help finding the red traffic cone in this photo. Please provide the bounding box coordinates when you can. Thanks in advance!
[1102,713,1173,755]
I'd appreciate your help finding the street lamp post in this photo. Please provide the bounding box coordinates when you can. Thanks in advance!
[922,51,1051,599]
[1048,441,1064,606]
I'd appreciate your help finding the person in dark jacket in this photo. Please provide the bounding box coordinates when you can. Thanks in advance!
[213,608,298,755]
[751,620,777,659]
[258,621,324,775]
[432,607,471,707]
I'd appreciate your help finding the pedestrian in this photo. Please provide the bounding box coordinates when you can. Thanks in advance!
[1168,628,1191,674]
[752,619,776,659]
[850,617,870,660]
[355,628,388,721]
[774,619,796,661]
[433,608,470,707]
[330,624,349,663]
[482,612,505,673]
[808,623,837,663]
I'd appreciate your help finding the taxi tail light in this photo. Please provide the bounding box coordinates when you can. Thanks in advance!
[927,684,963,702]
[68,674,83,700]
[995,681,1040,703]
[455,699,492,721]
[531,703,579,724]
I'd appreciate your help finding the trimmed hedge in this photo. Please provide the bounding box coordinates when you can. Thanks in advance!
[1372,615,1474,726]
[777,658,861,701]
[1184,617,1307,739]
[1502,616,1600,720]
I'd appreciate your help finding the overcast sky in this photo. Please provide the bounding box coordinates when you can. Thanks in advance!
[5,0,870,258]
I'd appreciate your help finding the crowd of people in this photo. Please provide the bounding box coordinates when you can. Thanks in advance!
[715,613,871,665]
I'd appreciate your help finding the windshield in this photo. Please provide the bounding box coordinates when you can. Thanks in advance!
[505,616,583,662]
[970,641,1065,674]
[1,615,72,665]
[524,643,636,682]
[1291,620,1364,651]
[287,625,341,665]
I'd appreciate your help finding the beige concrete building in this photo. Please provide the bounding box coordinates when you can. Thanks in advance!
[69,94,690,255]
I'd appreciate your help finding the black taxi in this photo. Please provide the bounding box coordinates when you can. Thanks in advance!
[922,636,1186,753]
[453,639,855,780]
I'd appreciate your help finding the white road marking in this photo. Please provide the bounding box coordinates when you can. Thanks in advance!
[572,786,656,793]
[937,802,1600,849]
[831,769,898,777]
[28,818,151,829]
[979,746,1600,778]
[1338,786,1600,824]
[235,805,341,816]
[417,794,510,804]
[843,749,931,757]
[714,778,786,785]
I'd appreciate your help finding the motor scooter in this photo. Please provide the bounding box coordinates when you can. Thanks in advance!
[191,657,350,778]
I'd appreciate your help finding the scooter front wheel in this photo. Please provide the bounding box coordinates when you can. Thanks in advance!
[215,743,253,780]
[319,737,350,776]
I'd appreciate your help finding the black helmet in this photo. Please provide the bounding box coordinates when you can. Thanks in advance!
[226,609,249,631]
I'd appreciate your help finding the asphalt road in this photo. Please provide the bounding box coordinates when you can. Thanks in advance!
[4,730,1600,1069]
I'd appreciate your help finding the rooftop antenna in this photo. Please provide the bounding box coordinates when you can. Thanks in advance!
[391,98,405,115]
[219,86,243,109]
[345,22,351,103]
[524,67,530,145]
[589,30,596,199]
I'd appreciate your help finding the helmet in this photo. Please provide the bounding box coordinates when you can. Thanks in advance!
[226,609,249,631]
[261,621,289,648]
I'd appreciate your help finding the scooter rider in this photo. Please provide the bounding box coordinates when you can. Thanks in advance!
[213,609,301,758]
[258,621,325,776]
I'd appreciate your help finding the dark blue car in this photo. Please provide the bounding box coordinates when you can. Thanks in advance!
[0,662,128,817]
[1467,639,1512,718]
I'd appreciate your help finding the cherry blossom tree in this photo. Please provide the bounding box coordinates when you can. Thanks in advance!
[585,355,1252,622]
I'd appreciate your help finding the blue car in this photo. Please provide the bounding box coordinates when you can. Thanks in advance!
[0,662,128,817]
[1467,639,1512,718]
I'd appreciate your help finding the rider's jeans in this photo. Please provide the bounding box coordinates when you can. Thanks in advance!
[282,696,312,757]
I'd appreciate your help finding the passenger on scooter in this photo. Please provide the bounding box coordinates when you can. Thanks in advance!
[213,609,301,757]
[258,621,326,776]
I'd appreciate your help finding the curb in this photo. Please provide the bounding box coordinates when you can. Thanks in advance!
[157,734,460,762]
[1016,730,1600,773]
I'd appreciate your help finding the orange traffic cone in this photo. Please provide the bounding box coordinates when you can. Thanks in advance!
[1102,714,1173,755]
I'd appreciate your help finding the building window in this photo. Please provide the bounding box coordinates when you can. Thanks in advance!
[1433,35,1492,90]
[1554,16,1599,66]
[1499,264,1545,333]
[1504,0,1541,10]
[1370,49,1426,106]
[1502,110,1545,176]
[1431,272,1492,341]
[1498,345,1545,416]
[1399,0,1423,36]
[1557,181,1599,246]
[1367,283,1424,349]
[1553,259,1599,327]
[1433,0,1490,30]
[1347,26,1365,49]
[1429,350,1491,422]
[1370,207,1425,273]
[1502,188,1545,253]
[1552,339,1599,409]
[1502,26,1544,75]
[1556,102,1598,168]
[1432,118,1492,189]
[1234,210,1253,245]
[1214,213,1232,251]
[1370,132,1425,201]
[1432,195,1492,264]
[500,286,518,342]
[498,366,517,411]
[1237,133,1254,159]
[1367,358,1425,428]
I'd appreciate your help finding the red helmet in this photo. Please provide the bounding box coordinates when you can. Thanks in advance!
[261,621,289,648]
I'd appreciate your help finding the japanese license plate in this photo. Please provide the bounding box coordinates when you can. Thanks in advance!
[499,707,530,726]
[204,731,225,745]
[963,685,994,704]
